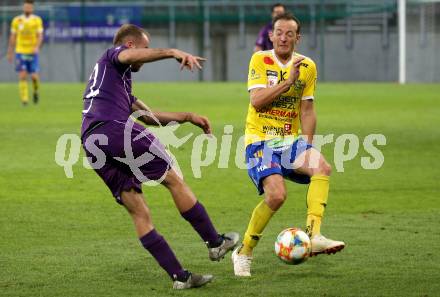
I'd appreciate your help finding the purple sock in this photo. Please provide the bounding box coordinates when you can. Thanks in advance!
[181,201,221,247]
[139,229,188,281]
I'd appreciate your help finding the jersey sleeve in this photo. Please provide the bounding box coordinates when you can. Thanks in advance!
[10,17,18,34]
[301,60,317,100]
[247,54,267,91]
[36,16,44,33]
[107,46,129,67]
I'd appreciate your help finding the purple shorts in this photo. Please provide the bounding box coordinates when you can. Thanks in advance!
[82,120,171,204]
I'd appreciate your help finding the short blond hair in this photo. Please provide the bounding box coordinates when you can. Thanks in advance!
[113,24,149,46]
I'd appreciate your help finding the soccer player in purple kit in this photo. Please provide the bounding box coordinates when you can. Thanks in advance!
[254,3,286,52]
[81,24,239,289]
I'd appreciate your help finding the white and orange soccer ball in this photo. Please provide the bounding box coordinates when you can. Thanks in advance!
[274,228,311,265]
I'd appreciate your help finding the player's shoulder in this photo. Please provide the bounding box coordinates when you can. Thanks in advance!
[12,14,24,23]
[102,45,128,67]
[30,14,43,21]
[256,49,273,56]
[102,46,118,61]
[106,45,124,57]
[250,50,274,63]
[295,52,316,70]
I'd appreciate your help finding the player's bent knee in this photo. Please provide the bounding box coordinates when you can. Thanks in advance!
[161,169,183,188]
[121,190,149,215]
[122,193,154,236]
[265,189,287,210]
[313,159,332,176]
[322,161,332,176]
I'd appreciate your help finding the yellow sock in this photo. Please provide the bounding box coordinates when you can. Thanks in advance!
[19,80,29,103]
[240,200,275,256]
[306,215,322,237]
[306,175,330,237]
[32,78,40,94]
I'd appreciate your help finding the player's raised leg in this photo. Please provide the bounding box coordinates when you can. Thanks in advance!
[161,169,239,261]
[121,188,213,289]
[233,174,284,276]
[294,148,345,256]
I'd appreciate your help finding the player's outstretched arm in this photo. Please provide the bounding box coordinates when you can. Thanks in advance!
[250,56,304,109]
[132,99,212,134]
[118,48,206,71]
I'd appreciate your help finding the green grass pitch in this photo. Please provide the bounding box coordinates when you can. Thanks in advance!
[0,82,439,297]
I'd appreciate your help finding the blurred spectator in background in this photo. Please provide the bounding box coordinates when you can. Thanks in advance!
[254,3,286,52]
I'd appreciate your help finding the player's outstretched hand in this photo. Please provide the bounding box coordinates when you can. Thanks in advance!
[288,56,305,85]
[188,113,212,135]
[173,49,207,71]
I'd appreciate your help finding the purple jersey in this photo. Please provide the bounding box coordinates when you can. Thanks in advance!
[81,46,137,137]
[255,22,273,51]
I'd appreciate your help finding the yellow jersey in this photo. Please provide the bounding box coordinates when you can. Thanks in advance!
[10,14,44,54]
[245,49,317,147]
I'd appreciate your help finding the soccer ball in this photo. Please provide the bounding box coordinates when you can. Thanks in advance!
[275,228,311,265]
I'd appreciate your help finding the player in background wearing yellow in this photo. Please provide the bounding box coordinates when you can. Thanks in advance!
[7,0,43,106]
[232,13,345,277]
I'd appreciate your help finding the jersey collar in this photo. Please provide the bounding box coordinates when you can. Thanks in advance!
[20,14,33,19]
[271,49,296,69]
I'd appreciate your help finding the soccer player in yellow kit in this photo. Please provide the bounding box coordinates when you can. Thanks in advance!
[7,0,43,106]
[232,13,345,276]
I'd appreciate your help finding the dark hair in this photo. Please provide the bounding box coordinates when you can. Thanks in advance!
[271,3,286,12]
[113,24,148,46]
[24,0,34,4]
[272,12,301,34]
